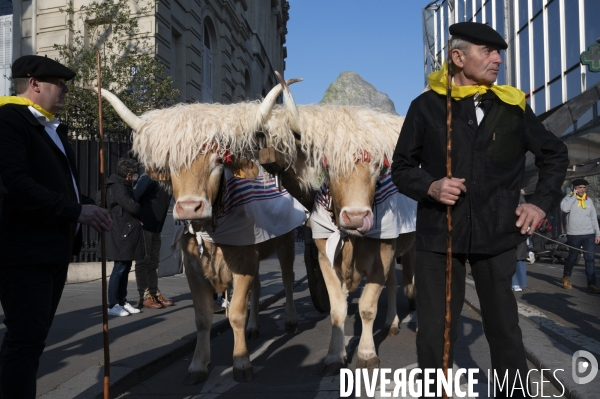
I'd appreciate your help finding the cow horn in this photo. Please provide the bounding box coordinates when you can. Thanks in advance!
[256,74,302,125]
[274,71,301,135]
[84,86,143,132]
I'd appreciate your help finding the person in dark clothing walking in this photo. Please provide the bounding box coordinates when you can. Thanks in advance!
[391,22,568,398]
[133,171,174,309]
[104,158,146,317]
[0,55,112,399]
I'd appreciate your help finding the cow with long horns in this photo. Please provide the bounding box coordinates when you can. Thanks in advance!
[259,73,417,375]
[88,82,305,384]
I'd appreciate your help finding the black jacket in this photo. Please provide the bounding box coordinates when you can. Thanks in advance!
[133,174,172,233]
[0,104,91,266]
[103,174,145,261]
[392,90,568,255]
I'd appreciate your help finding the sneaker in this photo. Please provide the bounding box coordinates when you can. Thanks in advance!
[123,302,141,314]
[562,276,573,289]
[213,298,226,313]
[528,252,536,264]
[108,305,129,317]
[512,285,522,292]
[587,285,600,294]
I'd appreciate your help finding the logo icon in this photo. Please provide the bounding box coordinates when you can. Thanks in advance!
[572,350,598,384]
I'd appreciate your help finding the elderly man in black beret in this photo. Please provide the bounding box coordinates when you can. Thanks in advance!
[560,178,600,293]
[0,55,112,398]
[392,22,569,397]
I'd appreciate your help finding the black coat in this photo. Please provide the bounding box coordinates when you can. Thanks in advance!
[0,104,92,266]
[133,174,172,233]
[102,174,145,261]
[392,90,568,255]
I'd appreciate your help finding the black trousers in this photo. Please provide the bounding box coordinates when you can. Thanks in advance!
[0,263,68,399]
[415,249,530,398]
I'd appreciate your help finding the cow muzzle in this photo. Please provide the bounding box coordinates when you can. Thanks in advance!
[173,197,212,221]
[340,208,374,234]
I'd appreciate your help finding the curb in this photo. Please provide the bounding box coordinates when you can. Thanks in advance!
[39,276,308,399]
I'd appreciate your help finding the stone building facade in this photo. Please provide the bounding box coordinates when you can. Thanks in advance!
[12,0,290,103]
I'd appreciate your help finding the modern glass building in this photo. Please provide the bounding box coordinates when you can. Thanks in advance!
[423,0,600,231]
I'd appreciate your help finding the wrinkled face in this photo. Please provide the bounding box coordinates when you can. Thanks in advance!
[328,162,381,236]
[574,184,587,195]
[455,43,503,85]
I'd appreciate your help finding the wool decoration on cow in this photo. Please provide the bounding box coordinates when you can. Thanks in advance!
[310,169,417,266]
[262,105,405,186]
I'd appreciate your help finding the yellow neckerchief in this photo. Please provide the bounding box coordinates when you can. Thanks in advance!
[0,96,55,120]
[428,62,526,111]
[570,192,588,209]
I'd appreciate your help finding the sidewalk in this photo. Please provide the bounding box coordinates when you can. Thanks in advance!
[0,243,596,399]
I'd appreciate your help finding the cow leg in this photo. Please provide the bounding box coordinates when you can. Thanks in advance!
[315,239,348,377]
[181,244,214,385]
[356,239,394,370]
[402,242,416,311]
[276,230,298,334]
[384,263,400,336]
[246,268,261,340]
[231,270,256,382]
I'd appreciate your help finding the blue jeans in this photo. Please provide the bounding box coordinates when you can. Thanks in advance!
[512,260,527,287]
[563,234,597,286]
[108,260,132,308]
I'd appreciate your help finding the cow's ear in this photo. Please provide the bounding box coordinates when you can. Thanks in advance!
[229,158,260,179]
[146,166,171,181]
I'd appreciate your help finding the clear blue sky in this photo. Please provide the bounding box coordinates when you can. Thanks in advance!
[285,1,432,116]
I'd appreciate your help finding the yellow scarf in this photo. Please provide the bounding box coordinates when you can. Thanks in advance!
[570,192,588,209]
[428,62,526,111]
[0,96,55,120]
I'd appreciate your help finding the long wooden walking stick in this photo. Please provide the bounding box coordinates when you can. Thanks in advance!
[442,40,453,399]
[96,51,111,399]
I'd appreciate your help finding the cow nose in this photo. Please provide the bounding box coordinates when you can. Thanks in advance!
[175,200,205,219]
[341,210,369,229]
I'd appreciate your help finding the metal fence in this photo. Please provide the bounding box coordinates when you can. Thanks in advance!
[70,132,133,262]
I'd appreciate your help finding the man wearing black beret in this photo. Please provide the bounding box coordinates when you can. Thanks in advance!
[0,54,112,398]
[392,22,569,397]
[560,178,600,293]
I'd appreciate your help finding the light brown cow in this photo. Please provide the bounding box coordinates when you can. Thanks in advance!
[263,76,416,375]
[89,84,302,384]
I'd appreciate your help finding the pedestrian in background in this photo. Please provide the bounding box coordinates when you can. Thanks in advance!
[513,192,529,292]
[0,55,112,398]
[104,158,146,316]
[560,178,600,294]
[391,22,568,397]
[133,169,174,309]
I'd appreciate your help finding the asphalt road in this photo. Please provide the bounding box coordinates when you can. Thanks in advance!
[116,262,578,399]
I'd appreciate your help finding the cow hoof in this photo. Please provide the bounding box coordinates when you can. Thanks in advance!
[385,324,400,336]
[246,329,260,340]
[320,363,343,377]
[285,321,298,334]
[233,366,254,382]
[356,357,380,370]
[408,297,416,311]
[183,371,208,385]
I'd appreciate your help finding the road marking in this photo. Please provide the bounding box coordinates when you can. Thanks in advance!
[466,278,600,355]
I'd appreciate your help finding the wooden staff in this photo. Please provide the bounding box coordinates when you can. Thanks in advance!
[442,40,453,399]
[96,50,111,399]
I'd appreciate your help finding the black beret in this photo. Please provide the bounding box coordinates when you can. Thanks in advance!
[12,55,76,81]
[449,22,508,50]
[572,178,589,187]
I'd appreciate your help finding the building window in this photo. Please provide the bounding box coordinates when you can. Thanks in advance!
[518,0,529,29]
[495,0,504,38]
[533,87,545,115]
[549,78,562,109]
[584,0,600,54]
[202,22,213,103]
[532,0,543,17]
[484,0,493,27]
[547,0,561,81]
[566,67,581,101]
[458,0,465,22]
[466,0,473,21]
[532,14,545,92]
[519,25,530,95]
[564,0,580,70]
